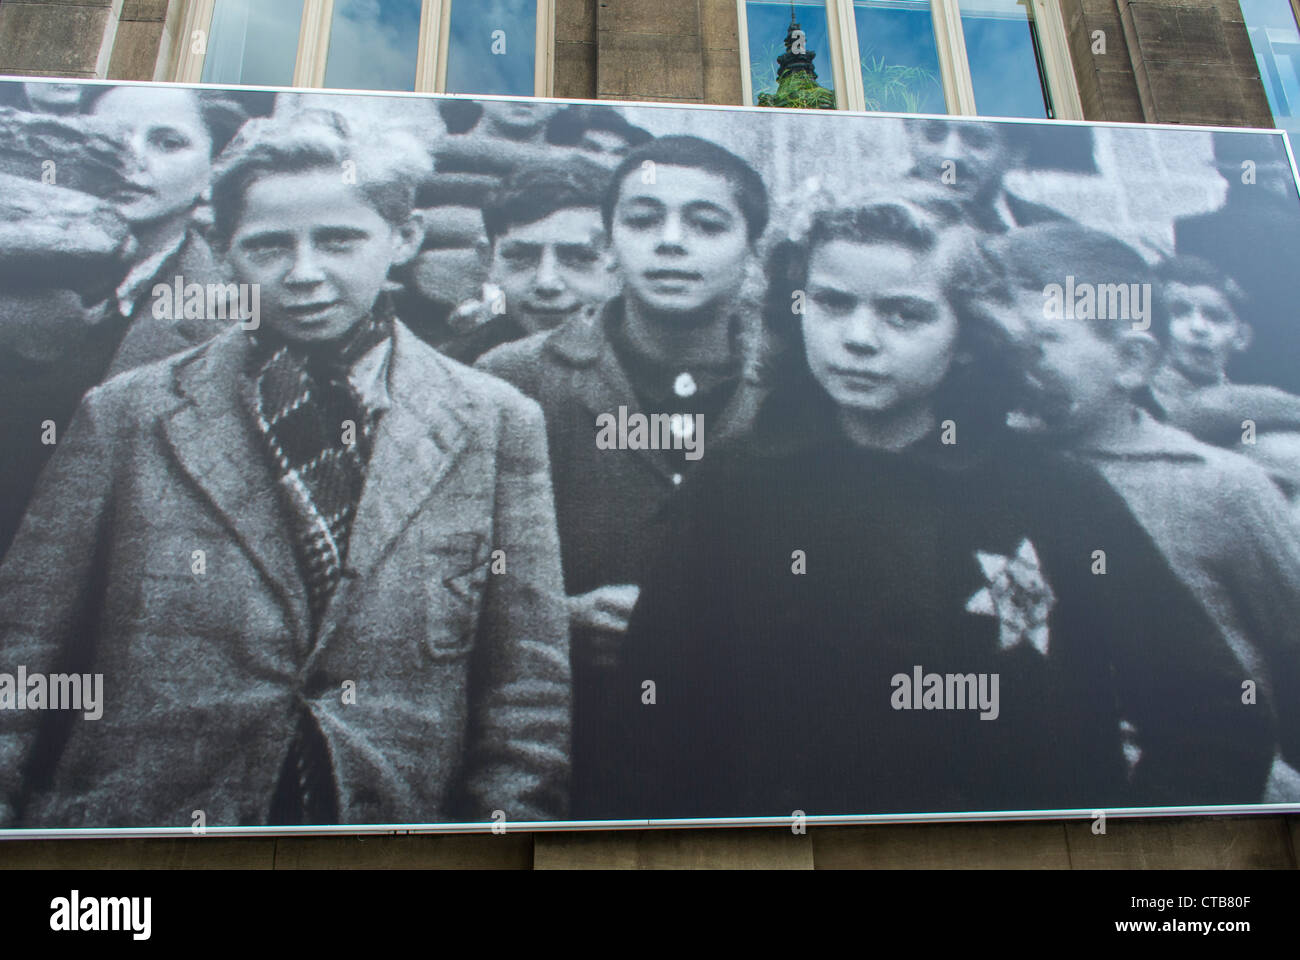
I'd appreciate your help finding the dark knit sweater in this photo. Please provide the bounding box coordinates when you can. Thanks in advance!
[600,421,1276,820]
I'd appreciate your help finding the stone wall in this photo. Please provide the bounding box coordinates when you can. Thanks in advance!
[1,0,1277,127]
[0,0,123,79]
[1060,0,1274,125]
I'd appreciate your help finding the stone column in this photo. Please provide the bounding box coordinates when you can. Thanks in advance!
[1061,0,1275,127]
[107,0,183,82]
[596,0,705,102]
[0,0,124,79]
[556,0,598,99]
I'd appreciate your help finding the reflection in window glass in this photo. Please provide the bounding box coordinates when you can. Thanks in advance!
[854,0,944,114]
[324,0,422,91]
[958,0,1051,118]
[746,1,836,106]
[202,0,305,87]
[1240,0,1300,141]
[445,0,537,96]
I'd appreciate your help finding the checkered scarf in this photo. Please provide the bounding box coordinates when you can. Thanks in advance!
[247,305,393,638]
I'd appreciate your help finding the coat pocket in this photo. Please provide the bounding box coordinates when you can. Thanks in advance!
[420,530,491,660]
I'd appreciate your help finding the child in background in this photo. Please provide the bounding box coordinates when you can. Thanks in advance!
[1150,255,1300,511]
[441,158,617,364]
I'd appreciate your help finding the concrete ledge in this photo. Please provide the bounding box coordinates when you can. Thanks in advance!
[534,827,814,869]
[813,821,1072,869]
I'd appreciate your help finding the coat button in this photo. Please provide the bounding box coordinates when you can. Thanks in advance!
[672,473,683,486]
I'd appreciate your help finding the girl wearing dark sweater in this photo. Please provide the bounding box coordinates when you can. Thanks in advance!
[601,202,1275,821]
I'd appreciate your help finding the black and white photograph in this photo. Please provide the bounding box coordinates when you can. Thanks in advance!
[0,72,1298,834]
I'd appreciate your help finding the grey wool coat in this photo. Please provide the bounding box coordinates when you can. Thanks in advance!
[0,319,571,828]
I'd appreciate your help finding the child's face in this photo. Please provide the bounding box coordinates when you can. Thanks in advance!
[1164,282,1246,384]
[90,87,213,227]
[610,165,751,320]
[481,101,554,139]
[225,169,419,344]
[490,206,614,333]
[907,121,1002,204]
[802,239,959,417]
[1001,290,1129,437]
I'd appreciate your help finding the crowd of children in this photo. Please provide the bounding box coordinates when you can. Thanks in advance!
[0,80,1296,826]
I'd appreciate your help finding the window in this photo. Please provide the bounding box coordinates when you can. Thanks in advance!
[199,0,305,87]
[1240,0,1300,140]
[746,0,838,105]
[176,0,555,96]
[957,0,1051,118]
[852,0,944,114]
[739,0,1081,119]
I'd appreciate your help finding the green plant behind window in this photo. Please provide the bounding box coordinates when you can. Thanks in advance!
[859,51,942,114]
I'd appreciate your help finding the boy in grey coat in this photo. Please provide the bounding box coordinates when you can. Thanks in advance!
[0,110,571,828]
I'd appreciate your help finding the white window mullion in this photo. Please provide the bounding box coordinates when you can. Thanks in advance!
[416,0,448,93]
[294,0,334,88]
[174,0,217,83]
[828,0,868,111]
[535,0,556,96]
[932,0,978,114]
[736,1,756,106]
[436,0,453,91]
[1030,0,1083,120]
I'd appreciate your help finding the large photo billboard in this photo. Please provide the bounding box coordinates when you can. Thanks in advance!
[0,77,1298,834]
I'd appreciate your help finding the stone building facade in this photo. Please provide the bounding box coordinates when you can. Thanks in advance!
[0,0,1285,128]
[0,0,1297,868]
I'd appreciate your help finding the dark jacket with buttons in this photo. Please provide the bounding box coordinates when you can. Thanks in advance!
[476,297,764,597]
[476,297,765,816]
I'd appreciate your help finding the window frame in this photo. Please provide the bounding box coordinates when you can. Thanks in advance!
[1246,0,1300,130]
[737,0,1082,119]
[173,0,555,96]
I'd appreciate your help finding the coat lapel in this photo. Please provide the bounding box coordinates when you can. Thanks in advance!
[161,328,308,638]
[546,305,676,484]
[339,321,472,586]
[106,230,229,380]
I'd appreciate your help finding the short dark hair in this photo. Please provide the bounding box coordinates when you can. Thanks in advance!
[545,105,652,151]
[963,222,1154,344]
[602,135,769,244]
[481,157,612,243]
[438,99,483,135]
[1155,254,1246,322]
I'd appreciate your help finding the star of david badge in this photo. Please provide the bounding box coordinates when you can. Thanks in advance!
[673,372,697,398]
[964,537,1055,655]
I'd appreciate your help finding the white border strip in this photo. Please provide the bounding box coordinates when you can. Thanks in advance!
[2,803,1298,839]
